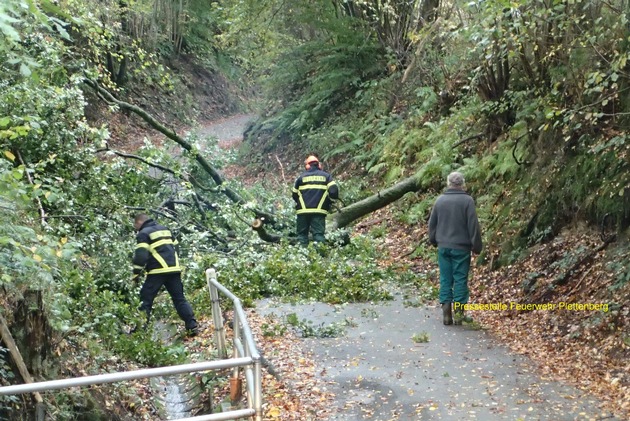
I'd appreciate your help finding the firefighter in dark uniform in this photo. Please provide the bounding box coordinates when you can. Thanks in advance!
[292,155,339,246]
[132,213,199,336]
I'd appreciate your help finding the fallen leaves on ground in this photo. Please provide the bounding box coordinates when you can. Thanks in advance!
[362,208,629,419]
[185,310,337,420]
[248,309,337,420]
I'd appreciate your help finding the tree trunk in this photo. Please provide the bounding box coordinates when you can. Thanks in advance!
[0,312,45,420]
[14,290,51,379]
[328,173,423,231]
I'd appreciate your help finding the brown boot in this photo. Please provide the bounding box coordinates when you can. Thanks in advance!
[442,303,453,325]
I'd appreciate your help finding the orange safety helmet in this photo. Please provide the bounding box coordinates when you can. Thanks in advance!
[304,155,320,170]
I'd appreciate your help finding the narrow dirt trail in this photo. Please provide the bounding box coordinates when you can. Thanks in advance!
[191,114,620,421]
[198,113,257,148]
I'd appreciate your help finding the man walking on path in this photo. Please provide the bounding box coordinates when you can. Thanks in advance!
[428,172,483,325]
[132,213,199,336]
[292,155,339,246]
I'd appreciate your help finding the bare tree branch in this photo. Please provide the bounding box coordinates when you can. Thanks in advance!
[274,154,286,184]
[452,133,484,149]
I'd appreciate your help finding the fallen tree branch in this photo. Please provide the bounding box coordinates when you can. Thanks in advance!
[251,218,284,243]
[512,132,531,166]
[97,147,218,193]
[84,79,276,223]
[251,173,426,243]
[97,148,176,175]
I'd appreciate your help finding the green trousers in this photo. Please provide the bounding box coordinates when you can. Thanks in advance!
[438,247,471,305]
[296,214,326,246]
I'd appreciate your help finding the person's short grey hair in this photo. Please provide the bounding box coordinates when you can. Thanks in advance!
[447,171,465,188]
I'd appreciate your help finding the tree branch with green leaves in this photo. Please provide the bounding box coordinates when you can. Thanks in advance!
[84,79,276,224]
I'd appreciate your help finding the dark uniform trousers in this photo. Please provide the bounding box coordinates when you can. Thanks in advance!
[296,214,326,245]
[139,272,196,330]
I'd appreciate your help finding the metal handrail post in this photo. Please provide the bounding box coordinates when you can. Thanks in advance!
[207,269,228,358]
[231,309,241,380]
[253,355,263,421]
[204,268,262,419]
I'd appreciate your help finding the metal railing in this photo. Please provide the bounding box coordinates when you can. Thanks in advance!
[0,268,263,421]
[206,268,262,421]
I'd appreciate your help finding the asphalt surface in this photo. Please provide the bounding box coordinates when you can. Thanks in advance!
[256,288,618,421]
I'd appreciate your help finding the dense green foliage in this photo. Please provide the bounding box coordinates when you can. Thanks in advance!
[196,236,394,306]
[237,0,629,260]
[0,1,414,417]
[1,0,629,418]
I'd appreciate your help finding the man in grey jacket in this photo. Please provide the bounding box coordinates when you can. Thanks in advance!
[428,172,483,325]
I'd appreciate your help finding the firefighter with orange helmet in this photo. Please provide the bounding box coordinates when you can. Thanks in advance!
[292,155,339,245]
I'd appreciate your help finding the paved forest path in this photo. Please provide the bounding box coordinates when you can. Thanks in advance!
[256,293,616,421]
[200,114,618,421]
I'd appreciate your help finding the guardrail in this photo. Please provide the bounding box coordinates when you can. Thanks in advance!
[0,268,263,421]
[206,268,262,421]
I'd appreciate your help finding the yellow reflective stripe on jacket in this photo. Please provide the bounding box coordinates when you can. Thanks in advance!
[296,208,329,215]
[151,239,175,249]
[148,238,178,271]
[150,249,169,269]
[327,180,337,188]
[317,191,330,210]
[298,184,327,190]
[149,230,172,240]
[147,266,181,274]
[301,175,327,183]
[134,221,181,275]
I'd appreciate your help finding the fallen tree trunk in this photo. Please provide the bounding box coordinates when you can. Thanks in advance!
[0,313,45,420]
[251,218,284,243]
[328,173,423,231]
